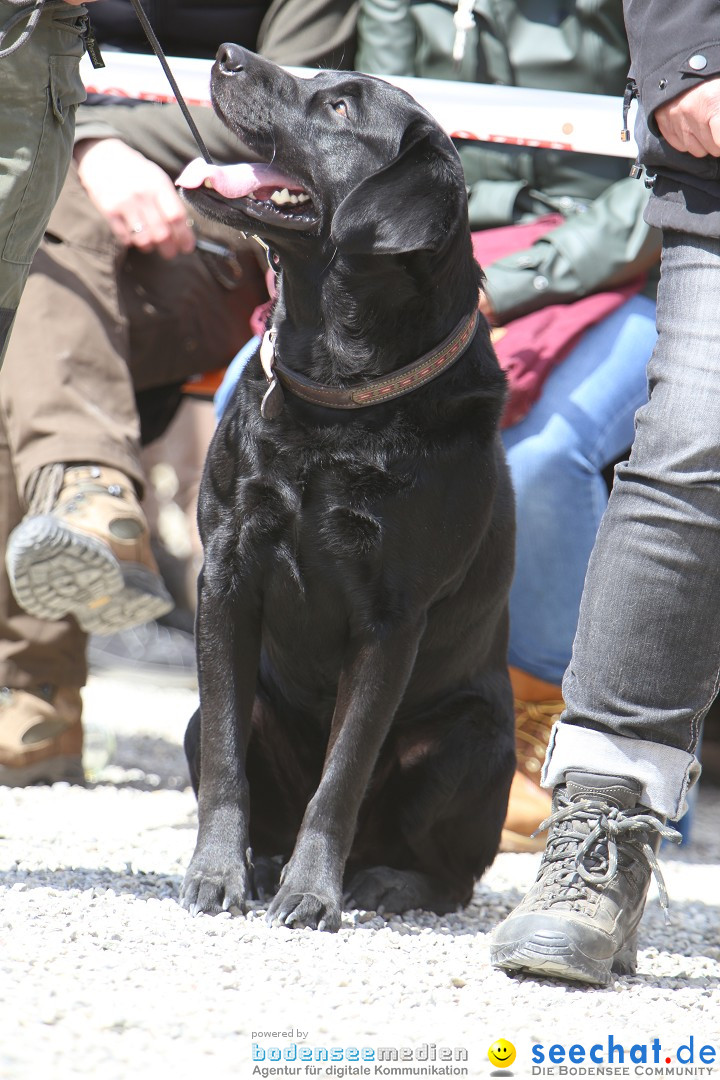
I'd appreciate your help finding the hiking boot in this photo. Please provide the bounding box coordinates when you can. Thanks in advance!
[0,684,85,786]
[87,618,197,688]
[500,697,560,853]
[501,770,554,853]
[6,464,173,635]
[491,771,682,985]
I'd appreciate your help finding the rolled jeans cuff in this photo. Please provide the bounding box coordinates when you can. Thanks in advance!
[541,722,701,821]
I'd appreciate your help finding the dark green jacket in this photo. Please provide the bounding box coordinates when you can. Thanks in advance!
[357,0,660,320]
[89,0,270,60]
[90,0,359,67]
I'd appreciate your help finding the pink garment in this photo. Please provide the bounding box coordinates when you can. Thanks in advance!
[472,215,645,427]
[249,268,277,338]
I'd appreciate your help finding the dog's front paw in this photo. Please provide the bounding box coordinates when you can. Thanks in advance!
[180,853,252,917]
[266,882,342,932]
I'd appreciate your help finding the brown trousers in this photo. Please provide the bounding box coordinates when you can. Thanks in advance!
[0,165,265,690]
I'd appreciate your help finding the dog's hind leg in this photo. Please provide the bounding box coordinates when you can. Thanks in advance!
[344,865,461,914]
[345,682,515,915]
[250,855,284,901]
[184,707,201,796]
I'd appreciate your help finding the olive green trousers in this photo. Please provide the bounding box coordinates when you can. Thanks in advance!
[0,0,87,363]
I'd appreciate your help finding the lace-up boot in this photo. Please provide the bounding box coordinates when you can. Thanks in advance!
[501,668,561,852]
[6,464,173,635]
[491,770,681,985]
[0,685,84,787]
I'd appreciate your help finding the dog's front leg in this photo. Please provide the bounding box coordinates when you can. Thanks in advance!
[180,573,260,917]
[266,618,425,931]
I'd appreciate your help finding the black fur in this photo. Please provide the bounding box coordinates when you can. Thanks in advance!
[180,45,516,930]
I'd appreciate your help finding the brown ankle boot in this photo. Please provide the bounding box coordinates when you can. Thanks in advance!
[6,464,173,635]
[0,684,85,786]
[500,667,562,853]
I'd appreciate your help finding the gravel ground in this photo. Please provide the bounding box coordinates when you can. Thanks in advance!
[1,674,718,1080]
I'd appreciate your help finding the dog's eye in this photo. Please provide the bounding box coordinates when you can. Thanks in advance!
[332,100,349,118]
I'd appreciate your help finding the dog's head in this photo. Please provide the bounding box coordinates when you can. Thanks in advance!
[178,44,469,259]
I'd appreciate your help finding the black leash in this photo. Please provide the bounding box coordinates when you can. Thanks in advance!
[127,0,213,164]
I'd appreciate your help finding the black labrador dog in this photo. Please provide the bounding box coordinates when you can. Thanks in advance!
[178,44,516,930]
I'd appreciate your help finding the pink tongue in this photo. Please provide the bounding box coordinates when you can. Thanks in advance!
[176,158,301,199]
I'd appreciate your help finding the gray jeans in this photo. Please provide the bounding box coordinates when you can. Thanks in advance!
[544,231,717,820]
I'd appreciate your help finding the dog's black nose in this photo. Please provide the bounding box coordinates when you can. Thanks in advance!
[216,42,246,73]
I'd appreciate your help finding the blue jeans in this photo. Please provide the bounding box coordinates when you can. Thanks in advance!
[545,234,715,820]
[215,334,260,420]
[502,294,657,686]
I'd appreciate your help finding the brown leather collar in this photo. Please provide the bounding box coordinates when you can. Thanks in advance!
[259,308,480,419]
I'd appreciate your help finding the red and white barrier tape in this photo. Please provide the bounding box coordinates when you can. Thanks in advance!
[80,52,637,160]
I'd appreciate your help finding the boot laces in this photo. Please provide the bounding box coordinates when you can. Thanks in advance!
[533,792,682,919]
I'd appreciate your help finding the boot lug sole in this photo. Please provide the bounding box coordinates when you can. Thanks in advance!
[0,754,86,788]
[491,928,638,987]
[77,564,173,635]
[6,517,172,635]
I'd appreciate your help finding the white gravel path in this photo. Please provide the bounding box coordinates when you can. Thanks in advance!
[1,674,718,1080]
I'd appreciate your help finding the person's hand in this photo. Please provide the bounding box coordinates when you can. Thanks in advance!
[74,138,196,258]
[655,77,720,157]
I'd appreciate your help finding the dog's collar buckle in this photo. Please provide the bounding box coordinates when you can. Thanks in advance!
[260,328,286,420]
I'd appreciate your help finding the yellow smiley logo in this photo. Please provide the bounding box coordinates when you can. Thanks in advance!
[488,1040,516,1068]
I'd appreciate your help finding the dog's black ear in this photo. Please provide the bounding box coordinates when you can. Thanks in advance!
[331,124,465,255]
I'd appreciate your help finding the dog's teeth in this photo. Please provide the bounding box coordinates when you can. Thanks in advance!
[203,179,214,188]
[270,188,295,206]
[265,188,310,208]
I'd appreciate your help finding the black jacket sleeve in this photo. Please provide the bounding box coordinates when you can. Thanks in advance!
[624,0,720,134]
[623,0,720,233]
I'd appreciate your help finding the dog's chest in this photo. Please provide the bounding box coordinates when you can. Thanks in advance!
[294,459,388,558]
[235,436,405,593]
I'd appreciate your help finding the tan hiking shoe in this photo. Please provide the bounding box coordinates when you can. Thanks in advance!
[500,698,561,853]
[6,465,173,635]
[501,769,553,853]
[0,685,85,786]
